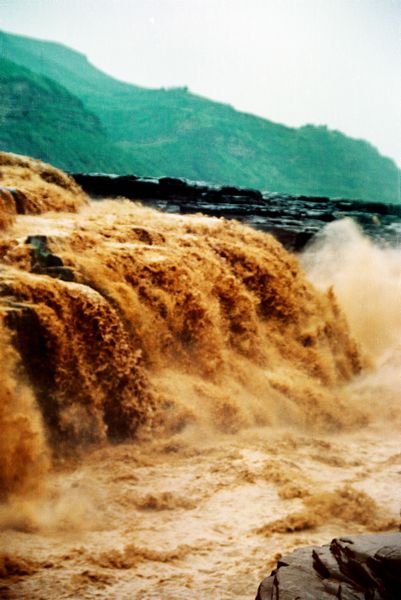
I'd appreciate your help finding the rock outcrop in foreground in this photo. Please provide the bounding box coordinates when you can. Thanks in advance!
[256,532,401,600]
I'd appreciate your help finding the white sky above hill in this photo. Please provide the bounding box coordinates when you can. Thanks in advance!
[1,0,400,166]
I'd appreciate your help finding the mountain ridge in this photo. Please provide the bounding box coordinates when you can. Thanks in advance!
[0,29,399,203]
[0,55,142,173]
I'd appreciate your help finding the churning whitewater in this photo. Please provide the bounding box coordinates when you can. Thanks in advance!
[0,153,400,599]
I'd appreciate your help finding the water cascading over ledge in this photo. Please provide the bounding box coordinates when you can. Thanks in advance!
[0,151,367,497]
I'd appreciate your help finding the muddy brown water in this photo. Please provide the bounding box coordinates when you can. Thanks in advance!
[0,199,400,599]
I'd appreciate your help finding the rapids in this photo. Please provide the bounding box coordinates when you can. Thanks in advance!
[0,153,400,598]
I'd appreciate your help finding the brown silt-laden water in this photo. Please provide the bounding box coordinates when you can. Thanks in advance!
[0,153,400,599]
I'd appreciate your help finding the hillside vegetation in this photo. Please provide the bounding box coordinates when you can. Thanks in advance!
[0,30,399,202]
[0,56,138,173]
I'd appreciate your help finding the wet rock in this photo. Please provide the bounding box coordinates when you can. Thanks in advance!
[25,235,75,281]
[71,173,401,250]
[256,533,401,600]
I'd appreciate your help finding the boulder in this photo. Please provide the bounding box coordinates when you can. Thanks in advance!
[25,235,75,281]
[256,533,401,600]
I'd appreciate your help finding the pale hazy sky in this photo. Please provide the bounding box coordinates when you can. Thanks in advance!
[1,0,400,165]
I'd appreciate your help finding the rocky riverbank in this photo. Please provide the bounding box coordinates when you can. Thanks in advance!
[72,173,401,250]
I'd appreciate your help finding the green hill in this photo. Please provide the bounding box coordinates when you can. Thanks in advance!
[0,56,141,173]
[0,30,399,202]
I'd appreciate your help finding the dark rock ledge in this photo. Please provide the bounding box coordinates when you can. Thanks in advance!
[26,235,75,281]
[72,173,401,251]
[256,532,401,600]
